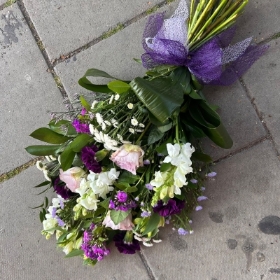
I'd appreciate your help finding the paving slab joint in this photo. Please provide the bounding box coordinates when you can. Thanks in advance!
[0,157,43,184]
[238,77,280,157]
[137,251,156,280]
[52,0,177,67]
[0,0,16,11]
[16,0,68,99]
[259,31,280,45]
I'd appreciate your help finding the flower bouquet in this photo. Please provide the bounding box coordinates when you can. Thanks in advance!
[26,0,268,266]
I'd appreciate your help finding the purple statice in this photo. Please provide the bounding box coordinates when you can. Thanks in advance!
[53,177,74,199]
[109,200,115,209]
[201,186,206,191]
[116,191,128,203]
[197,196,208,202]
[153,198,185,217]
[141,211,151,217]
[51,207,57,218]
[207,172,217,178]
[145,183,153,190]
[56,216,65,227]
[113,232,140,254]
[178,228,188,235]
[81,145,101,173]
[190,179,198,184]
[143,159,150,165]
[72,119,90,134]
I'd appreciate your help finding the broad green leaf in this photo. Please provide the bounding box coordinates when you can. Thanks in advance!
[78,68,116,93]
[25,145,61,156]
[39,210,45,222]
[57,232,68,243]
[110,210,130,225]
[69,134,92,152]
[118,171,140,184]
[99,198,110,209]
[65,249,84,258]
[114,182,130,191]
[189,89,203,100]
[31,203,44,209]
[157,122,173,133]
[107,80,130,94]
[160,162,171,172]
[130,77,184,123]
[148,128,164,145]
[142,213,161,235]
[49,120,77,136]
[30,128,70,144]
[170,67,191,94]
[34,181,50,188]
[60,147,76,171]
[192,151,212,163]
[125,186,138,193]
[79,96,91,111]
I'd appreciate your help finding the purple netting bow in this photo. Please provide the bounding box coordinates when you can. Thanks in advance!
[141,5,269,86]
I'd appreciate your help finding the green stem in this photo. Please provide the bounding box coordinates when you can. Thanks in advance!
[136,121,151,145]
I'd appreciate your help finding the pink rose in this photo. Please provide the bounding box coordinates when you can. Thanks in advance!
[59,167,85,192]
[110,144,144,175]
[102,212,134,230]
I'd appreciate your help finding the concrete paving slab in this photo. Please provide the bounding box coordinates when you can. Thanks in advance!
[202,82,266,161]
[235,0,280,43]
[55,2,179,100]
[142,140,280,280]
[0,0,7,6]
[0,167,150,280]
[0,6,64,173]
[22,0,167,60]
[243,38,280,152]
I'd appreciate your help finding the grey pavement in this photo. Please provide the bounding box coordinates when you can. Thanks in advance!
[1,0,280,279]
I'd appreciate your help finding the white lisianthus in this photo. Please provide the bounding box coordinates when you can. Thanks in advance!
[75,178,91,196]
[79,190,99,210]
[62,241,73,255]
[43,214,58,234]
[150,171,168,188]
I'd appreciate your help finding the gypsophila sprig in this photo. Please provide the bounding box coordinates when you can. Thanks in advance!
[26,0,268,267]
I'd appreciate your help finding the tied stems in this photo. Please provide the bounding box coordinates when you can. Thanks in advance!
[188,0,249,51]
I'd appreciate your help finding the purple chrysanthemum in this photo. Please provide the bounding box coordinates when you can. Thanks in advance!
[72,119,90,134]
[53,177,74,199]
[81,145,102,173]
[153,198,185,217]
[113,232,140,254]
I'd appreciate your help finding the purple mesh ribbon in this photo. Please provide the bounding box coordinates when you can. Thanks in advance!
[142,12,269,86]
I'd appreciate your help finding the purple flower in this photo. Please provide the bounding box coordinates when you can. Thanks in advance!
[197,196,208,202]
[51,207,57,218]
[53,177,74,199]
[83,231,92,243]
[141,211,151,217]
[116,191,128,203]
[145,183,153,190]
[178,228,188,235]
[113,232,140,254]
[89,223,95,231]
[201,186,206,191]
[72,119,90,134]
[195,205,203,211]
[190,179,198,184]
[117,205,129,212]
[153,198,185,217]
[143,159,150,165]
[81,107,87,116]
[207,172,217,178]
[109,200,115,209]
[81,145,102,173]
[56,216,65,227]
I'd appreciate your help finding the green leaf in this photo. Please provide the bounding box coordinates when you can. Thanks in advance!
[160,162,171,172]
[107,80,131,94]
[95,149,108,162]
[49,120,77,136]
[130,77,184,123]
[39,210,45,222]
[80,96,91,111]
[170,67,191,94]
[192,152,212,163]
[30,127,70,144]
[114,182,130,191]
[157,122,173,133]
[65,249,84,258]
[69,134,92,152]
[57,232,68,243]
[189,89,203,100]
[78,68,116,93]
[110,210,130,225]
[31,203,44,209]
[34,181,50,188]
[125,186,138,193]
[25,145,61,156]
[60,147,76,171]
[142,213,161,235]
[148,128,164,145]
[99,198,110,209]
[118,171,140,184]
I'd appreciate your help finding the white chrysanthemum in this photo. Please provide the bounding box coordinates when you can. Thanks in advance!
[104,120,111,126]
[139,123,145,128]
[109,95,114,104]
[36,160,45,171]
[90,127,118,150]
[96,113,103,125]
[129,128,135,134]
[111,119,118,128]
[115,94,120,100]
[127,103,134,109]
[91,100,98,109]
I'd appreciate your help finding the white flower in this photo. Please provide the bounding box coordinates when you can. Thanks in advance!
[79,191,99,210]
[43,170,51,181]
[129,128,135,134]
[163,143,181,166]
[111,119,118,128]
[91,100,98,109]
[43,214,57,234]
[62,241,73,255]
[75,178,91,196]
[36,160,44,171]
[90,127,118,150]
[143,242,153,247]
[152,239,162,243]
[131,118,138,126]
[115,94,120,100]
[109,95,114,104]
[150,171,168,188]
[104,120,111,126]
[127,103,134,109]
[139,123,145,128]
